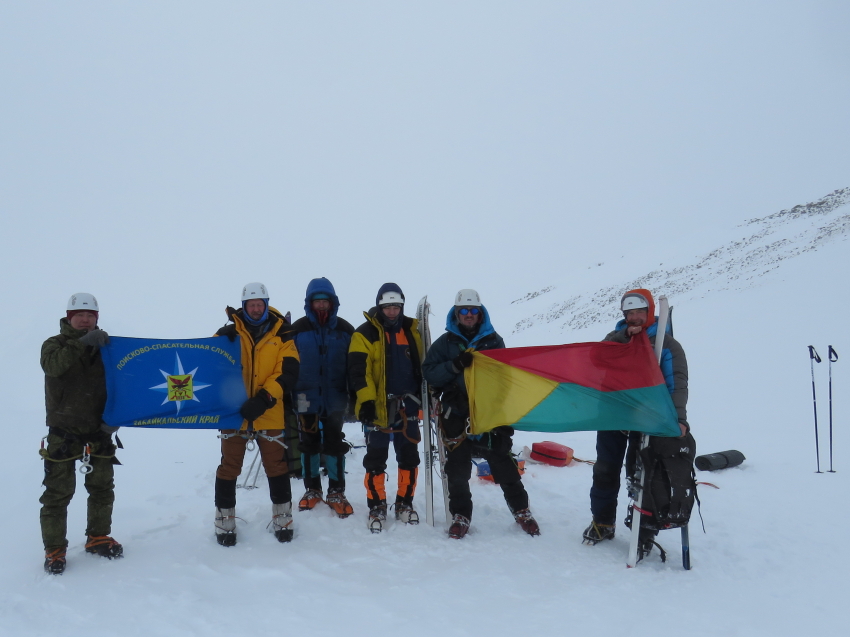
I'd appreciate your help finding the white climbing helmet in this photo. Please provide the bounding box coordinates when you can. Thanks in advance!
[377,290,404,306]
[454,289,482,307]
[621,292,649,312]
[67,293,99,312]
[242,282,269,302]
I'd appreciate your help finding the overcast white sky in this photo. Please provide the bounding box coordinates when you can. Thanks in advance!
[1,1,848,341]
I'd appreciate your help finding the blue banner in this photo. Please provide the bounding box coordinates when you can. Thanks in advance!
[101,336,247,429]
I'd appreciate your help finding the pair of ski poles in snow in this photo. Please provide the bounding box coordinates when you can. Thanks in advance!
[808,345,838,473]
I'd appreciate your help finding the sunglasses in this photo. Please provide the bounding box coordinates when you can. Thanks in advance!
[458,307,480,315]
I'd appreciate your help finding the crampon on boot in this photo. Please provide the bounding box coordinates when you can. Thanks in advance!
[394,501,419,525]
[85,536,124,559]
[44,547,67,575]
[637,529,666,563]
[582,519,615,545]
[298,489,323,511]
[448,514,470,539]
[368,502,387,534]
[326,488,354,518]
[215,507,237,547]
[513,508,540,537]
[271,502,294,542]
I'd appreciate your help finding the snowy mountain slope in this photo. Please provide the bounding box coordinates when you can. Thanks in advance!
[1,193,848,637]
[506,187,850,338]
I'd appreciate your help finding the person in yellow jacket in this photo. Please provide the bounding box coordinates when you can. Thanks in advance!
[213,282,299,546]
[348,283,424,533]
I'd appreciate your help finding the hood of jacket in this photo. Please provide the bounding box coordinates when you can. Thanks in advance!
[620,288,656,329]
[445,304,496,347]
[303,277,340,328]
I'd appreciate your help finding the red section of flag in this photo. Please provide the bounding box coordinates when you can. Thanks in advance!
[479,331,664,392]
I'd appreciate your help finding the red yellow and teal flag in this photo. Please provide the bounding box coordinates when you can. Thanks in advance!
[466,332,680,437]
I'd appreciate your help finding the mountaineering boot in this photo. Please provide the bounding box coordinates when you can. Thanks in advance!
[368,501,388,534]
[582,519,616,545]
[298,489,323,511]
[271,502,294,543]
[513,508,541,536]
[215,507,237,546]
[394,499,419,525]
[85,536,124,559]
[44,547,67,575]
[325,488,354,518]
[448,514,470,540]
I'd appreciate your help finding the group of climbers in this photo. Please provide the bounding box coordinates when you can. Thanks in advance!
[40,281,685,573]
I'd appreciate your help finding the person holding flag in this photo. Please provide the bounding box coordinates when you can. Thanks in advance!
[213,282,300,546]
[40,292,123,575]
[422,289,540,540]
[582,288,690,554]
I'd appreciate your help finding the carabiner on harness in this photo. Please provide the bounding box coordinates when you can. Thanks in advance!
[256,430,288,449]
[79,444,94,475]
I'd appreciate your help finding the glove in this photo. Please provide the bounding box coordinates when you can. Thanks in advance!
[452,351,473,372]
[101,423,120,435]
[240,389,277,421]
[358,401,377,426]
[218,327,237,342]
[79,329,110,349]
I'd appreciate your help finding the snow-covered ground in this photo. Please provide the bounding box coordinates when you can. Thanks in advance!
[2,211,846,637]
[3,3,849,633]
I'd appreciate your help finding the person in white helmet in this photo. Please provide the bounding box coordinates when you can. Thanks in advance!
[582,288,690,562]
[40,293,122,575]
[422,289,540,539]
[348,283,425,532]
[213,283,300,546]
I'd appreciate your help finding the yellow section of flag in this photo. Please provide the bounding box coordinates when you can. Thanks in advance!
[466,352,558,434]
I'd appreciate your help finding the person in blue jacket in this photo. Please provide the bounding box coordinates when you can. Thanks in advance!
[582,288,690,559]
[285,278,356,518]
[422,289,540,540]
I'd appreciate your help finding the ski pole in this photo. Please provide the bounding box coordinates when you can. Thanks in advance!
[828,346,838,473]
[809,346,823,473]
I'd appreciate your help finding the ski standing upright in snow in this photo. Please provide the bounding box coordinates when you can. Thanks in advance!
[625,295,671,567]
[628,296,698,570]
[417,296,450,525]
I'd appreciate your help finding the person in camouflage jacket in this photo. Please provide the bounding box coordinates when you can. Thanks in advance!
[40,293,123,575]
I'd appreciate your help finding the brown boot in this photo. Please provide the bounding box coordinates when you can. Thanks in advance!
[44,547,67,575]
[85,535,124,558]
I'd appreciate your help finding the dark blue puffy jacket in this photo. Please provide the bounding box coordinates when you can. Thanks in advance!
[286,278,355,414]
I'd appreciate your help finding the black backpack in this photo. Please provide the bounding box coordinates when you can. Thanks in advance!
[633,432,698,531]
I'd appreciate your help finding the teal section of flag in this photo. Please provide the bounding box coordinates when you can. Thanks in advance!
[512,383,680,436]
[101,336,247,429]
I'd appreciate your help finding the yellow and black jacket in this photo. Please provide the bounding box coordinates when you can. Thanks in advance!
[348,307,423,429]
[216,306,299,431]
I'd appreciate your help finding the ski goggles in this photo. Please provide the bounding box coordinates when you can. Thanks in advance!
[458,307,480,315]
[381,303,403,309]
